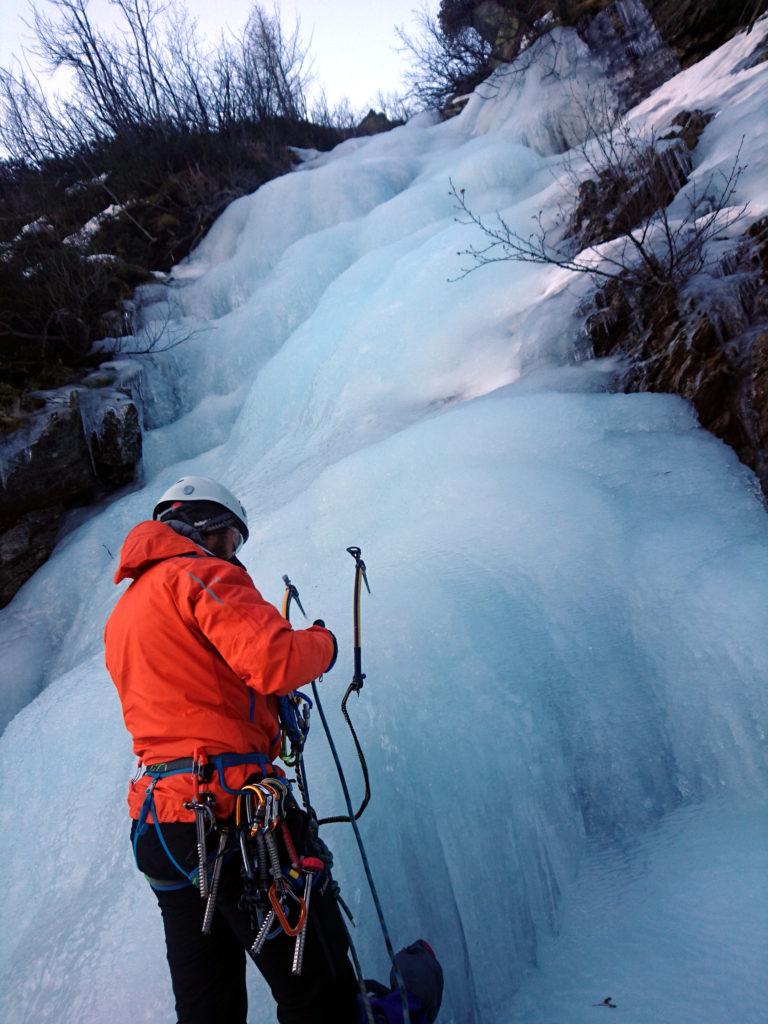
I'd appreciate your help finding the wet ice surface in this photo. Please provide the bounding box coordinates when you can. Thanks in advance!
[1,19,768,1024]
[508,801,768,1024]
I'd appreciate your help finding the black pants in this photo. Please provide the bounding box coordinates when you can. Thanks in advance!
[132,813,359,1024]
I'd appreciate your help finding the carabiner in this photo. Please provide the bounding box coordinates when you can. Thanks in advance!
[268,883,307,937]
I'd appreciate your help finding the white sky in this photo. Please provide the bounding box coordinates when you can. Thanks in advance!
[0,0,438,112]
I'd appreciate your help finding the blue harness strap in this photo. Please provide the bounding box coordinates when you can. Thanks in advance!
[209,751,275,793]
[133,775,197,887]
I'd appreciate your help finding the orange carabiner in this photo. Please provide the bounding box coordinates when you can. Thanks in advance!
[237,783,267,835]
[268,883,306,937]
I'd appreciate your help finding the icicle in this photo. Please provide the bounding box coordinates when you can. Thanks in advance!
[74,389,100,475]
[615,0,669,60]
[585,0,681,107]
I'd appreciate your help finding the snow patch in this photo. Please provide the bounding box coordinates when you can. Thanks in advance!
[64,204,127,248]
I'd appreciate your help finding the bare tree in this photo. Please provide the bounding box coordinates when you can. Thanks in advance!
[240,4,311,122]
[373,90,413,124]
[450,93,749,291]
[396,5,493,109]
[310,90,361,132]
[0,0,315,164]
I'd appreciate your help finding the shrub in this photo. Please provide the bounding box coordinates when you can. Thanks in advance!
[397,5,494,109]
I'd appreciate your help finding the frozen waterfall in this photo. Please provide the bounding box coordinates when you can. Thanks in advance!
[1,23,767,1024]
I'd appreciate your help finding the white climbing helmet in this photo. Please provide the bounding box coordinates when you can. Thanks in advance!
[153,476,249,542]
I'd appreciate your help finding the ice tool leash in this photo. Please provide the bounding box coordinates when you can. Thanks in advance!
[280,548,411,1024]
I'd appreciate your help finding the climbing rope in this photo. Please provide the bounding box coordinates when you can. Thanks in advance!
[280,550,411,1024]
[317,547,371,826]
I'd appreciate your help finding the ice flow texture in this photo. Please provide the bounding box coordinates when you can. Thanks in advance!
[1,22,768,1024]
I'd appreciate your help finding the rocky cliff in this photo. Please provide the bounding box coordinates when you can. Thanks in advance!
[442,0,768,497]
[0,121,346,608]
[441,0,768,68]
[0,365,142,606]
[583,215,768,496]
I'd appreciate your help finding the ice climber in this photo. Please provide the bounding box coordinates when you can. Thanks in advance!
[104,476,360,1024]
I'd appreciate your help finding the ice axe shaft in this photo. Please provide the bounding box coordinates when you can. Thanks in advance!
[346,547,369,693]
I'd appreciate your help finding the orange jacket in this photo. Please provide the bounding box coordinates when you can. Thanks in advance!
[104,520,334,823]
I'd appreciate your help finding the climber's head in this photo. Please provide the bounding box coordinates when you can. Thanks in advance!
[153,476,249,557]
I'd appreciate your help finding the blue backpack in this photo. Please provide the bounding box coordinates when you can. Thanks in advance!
[359,940,444,1024]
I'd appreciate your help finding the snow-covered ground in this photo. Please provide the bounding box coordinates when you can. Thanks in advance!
[1,19,767,1024]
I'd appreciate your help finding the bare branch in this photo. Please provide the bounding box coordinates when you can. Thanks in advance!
[450,89,750,294]
[396,5,493,110]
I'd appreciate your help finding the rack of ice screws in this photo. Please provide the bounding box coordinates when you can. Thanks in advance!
[229,776,324,975]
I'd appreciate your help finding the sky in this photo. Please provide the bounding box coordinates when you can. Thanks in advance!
[0,0,438,112]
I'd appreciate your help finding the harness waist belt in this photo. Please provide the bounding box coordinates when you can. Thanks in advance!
[133,750,282,885]
[144,757,197,774]
[143,751,281,792]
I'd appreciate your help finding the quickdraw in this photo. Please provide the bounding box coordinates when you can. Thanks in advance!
[234,775,319,971]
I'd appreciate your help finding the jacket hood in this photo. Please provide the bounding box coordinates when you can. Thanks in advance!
[114,520,206,583]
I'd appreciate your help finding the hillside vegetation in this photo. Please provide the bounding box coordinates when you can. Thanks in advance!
[0,0,354,429]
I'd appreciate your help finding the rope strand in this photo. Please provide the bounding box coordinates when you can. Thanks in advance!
[311,678,411,1024]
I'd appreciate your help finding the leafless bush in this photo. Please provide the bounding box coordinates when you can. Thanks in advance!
[450,93,749,292]
[0,235,135,372]
[309,91,361,132]
[0,1,349,399]
[0,0,314,163]
[373,91,413,125]
[107,293,207,358]
[396,5,493,109]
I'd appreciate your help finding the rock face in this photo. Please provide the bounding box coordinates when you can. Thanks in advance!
[645,0,768,67]
[441,0,764,86]
[0,507,65,609]
[355,110,399,136]
[0,372,142,607]
[563,91,768,496]
[570,110,712,251]
[78,386,142,488]
[583,217,768,496]
[582,0,681,106]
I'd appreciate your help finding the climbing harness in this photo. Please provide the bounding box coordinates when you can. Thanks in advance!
[132,750,277,892]
[234,776,323,972]
[134,753,323,972]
